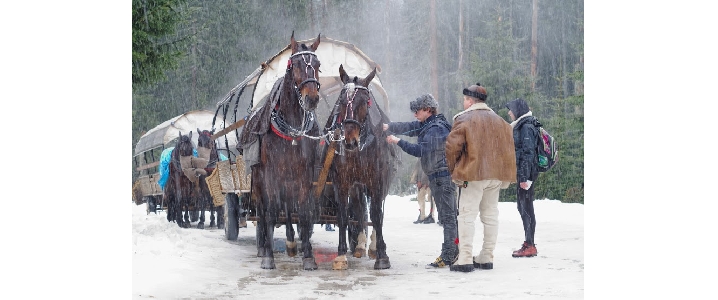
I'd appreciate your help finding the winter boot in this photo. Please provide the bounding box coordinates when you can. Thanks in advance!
[473,261,494,270]
[422,215,435,224]
[425,256,452,269]
[450,264,475,272]
[512,242,537,257]
[413,213,424,224]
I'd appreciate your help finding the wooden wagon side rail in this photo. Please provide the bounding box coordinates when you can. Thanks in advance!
[136,161,160,171]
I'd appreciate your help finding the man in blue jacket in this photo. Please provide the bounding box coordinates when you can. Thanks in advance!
[384,93,458,268]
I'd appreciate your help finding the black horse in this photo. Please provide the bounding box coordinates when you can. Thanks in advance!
[324,64,397,270]
[196,128,224,229]
[240,32,323,270]
[164,131,209,229]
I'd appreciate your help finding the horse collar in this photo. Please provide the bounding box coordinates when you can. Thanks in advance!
[270,109,315,144]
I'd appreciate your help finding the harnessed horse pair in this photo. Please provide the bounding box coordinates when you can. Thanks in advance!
[241,32,396,270]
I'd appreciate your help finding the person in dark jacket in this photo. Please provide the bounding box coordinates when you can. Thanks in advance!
[505,98,541,258]
[383,93,459,268]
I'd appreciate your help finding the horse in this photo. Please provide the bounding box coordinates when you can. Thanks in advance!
[196,128,224,229]
[240,32,323,270]
[164,131,210,229]
[324,64,397,270]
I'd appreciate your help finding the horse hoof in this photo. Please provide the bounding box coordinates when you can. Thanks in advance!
[261,257,275,269]
[374,257,391,269]
[196,223,204,230]
[303,258,318,270]
[217,223,225,230]
[353,249,365,258]
[368,249,377,259]
[210,221,216,228]
[332,255,348,270]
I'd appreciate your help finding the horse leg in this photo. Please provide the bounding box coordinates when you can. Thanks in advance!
[350,187,368,258]
[260,198,278,269]
[332,186,349,270]
[298,189,317,270]
[209,199,217,228]
[197,194,206,230]
[370,191,390,269]
[284,202,298,257]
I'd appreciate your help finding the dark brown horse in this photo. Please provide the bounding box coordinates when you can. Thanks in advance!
[325,64,397,269]
[164,131,209,228]
[246,32,323,270]
[196,128,224,229]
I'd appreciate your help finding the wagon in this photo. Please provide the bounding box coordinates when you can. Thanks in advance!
[132,110,237,217]
[207,36,391,240]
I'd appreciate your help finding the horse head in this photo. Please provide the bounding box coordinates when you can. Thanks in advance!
[176,131,194,157]
[196,128,215,150]
[333,64,377,150]
[288,31,321,111]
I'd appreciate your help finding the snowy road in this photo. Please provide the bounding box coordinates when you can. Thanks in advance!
[132,195,584,299]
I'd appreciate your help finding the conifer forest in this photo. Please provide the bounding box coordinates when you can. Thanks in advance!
[132,0,583,203]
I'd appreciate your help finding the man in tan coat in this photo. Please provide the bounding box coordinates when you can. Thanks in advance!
[445,82,516,272]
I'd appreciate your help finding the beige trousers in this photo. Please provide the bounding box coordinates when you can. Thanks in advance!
[417,186,434,220]
[456,179,502,265]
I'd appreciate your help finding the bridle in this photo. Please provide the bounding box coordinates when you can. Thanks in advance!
[288,51,321,109]
[270,50,325,145]
[327,83,374,151]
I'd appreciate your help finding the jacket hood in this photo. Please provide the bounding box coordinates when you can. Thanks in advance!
[505,98,530,119]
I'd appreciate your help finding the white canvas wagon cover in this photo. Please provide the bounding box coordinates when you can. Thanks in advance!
[134,110,237,156]
[217,36,389,112]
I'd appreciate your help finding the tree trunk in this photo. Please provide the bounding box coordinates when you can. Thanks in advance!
[457,0,463,74]
[430,0,439,103]
[531,0,538,91]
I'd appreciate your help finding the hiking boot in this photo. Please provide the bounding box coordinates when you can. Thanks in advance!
[473,262,493,270]
[422,215,435,224]
[413,214,424,224]
[512,242,537,257]
[450,264,475,272]
[325,224,335,231]
[425,256,452,269]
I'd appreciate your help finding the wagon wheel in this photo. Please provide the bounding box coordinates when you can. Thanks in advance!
[224,193,239,240]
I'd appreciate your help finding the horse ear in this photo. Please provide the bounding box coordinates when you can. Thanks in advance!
[339,64,350,84]
[290,31,298,54]
[310,33,321,52]
[197,128,201,135]
[361,68,377,87]
[188,131,192,139]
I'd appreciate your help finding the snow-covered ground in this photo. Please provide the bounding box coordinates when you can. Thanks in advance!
[132,194,583,299]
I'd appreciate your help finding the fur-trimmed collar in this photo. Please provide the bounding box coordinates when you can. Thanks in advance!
[452,102,494,121]
[510,111,533,128]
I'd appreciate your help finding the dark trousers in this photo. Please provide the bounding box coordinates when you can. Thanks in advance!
[516,182,536,245]
[429,176,458,261]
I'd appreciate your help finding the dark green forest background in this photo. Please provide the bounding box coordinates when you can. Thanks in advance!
[132,0,583,203]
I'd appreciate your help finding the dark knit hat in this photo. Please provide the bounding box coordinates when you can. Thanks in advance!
[463,82,487,101]
[409,93,438,113]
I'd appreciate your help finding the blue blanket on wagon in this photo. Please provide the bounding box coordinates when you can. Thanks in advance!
[158,147,227,190]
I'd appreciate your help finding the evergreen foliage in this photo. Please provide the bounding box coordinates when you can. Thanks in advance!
[132,0,190,88]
